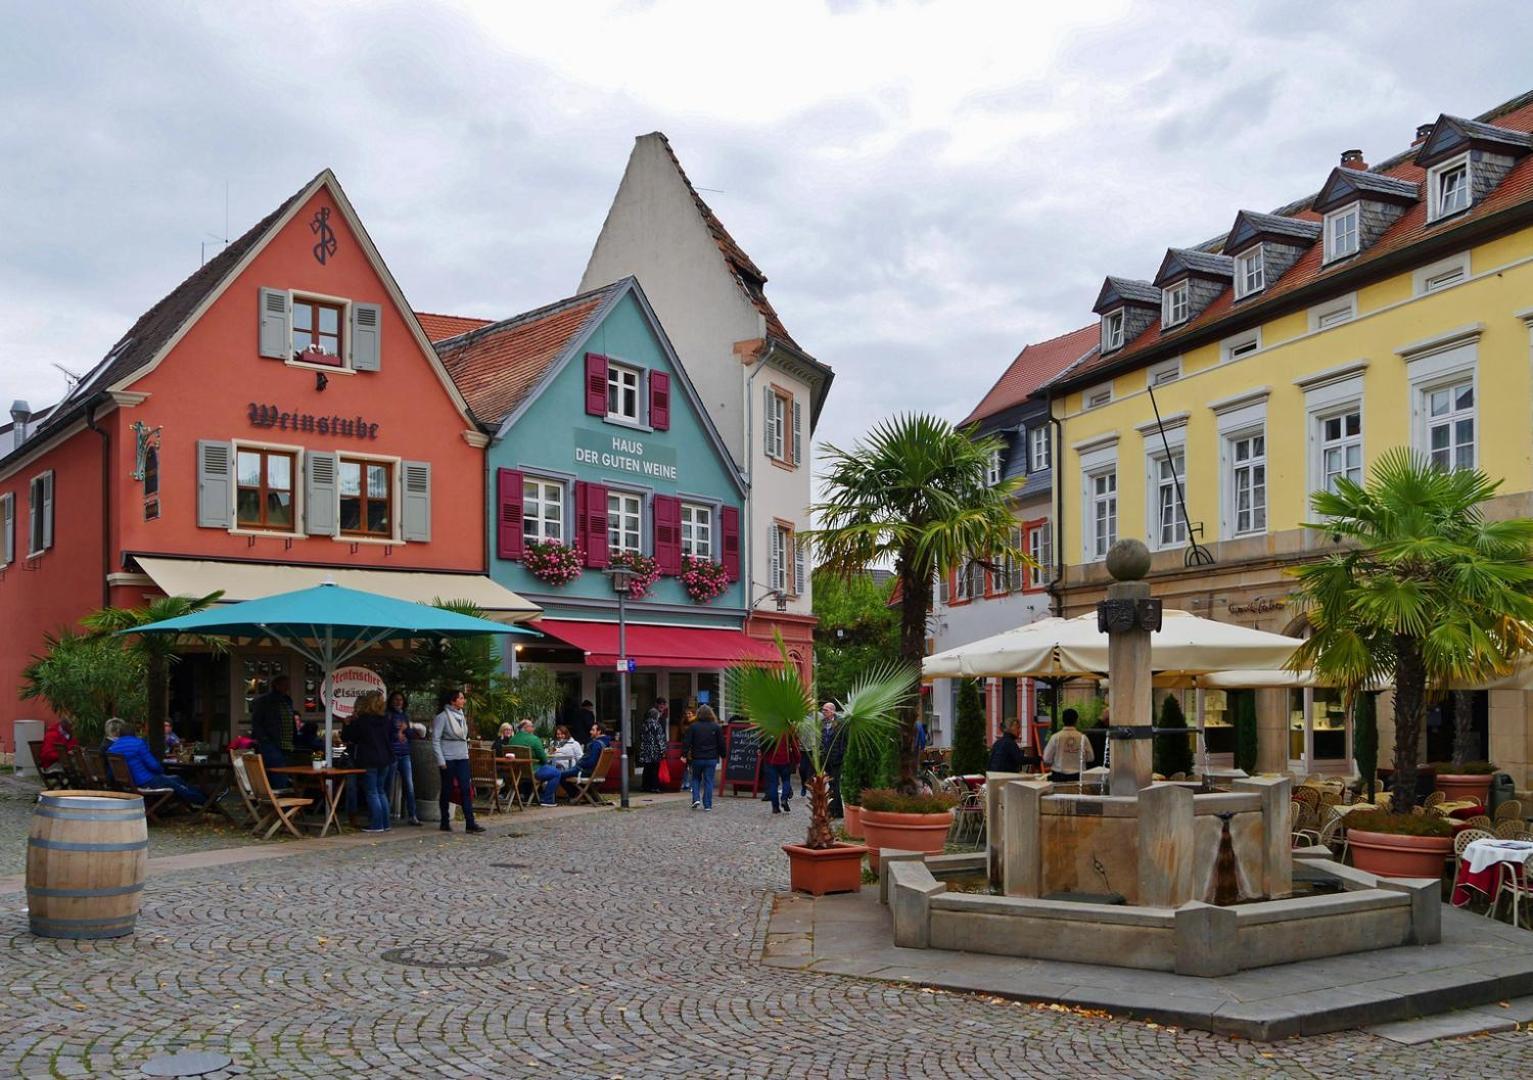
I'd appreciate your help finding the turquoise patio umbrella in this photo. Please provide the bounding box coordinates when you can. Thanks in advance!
[124,581,536,766]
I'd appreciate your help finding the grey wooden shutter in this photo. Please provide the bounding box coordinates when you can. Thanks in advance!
[1,493,12,564]
[937,572,949,605]
[196,441,233,528]
[401,460,431,541]
[768,526,781,590]
[305,451,339,536]
[763,385,775,457]
[793,533,806,596]
[351,302,381,371]
[258,288,290,359]
[40,471,54,551]
[792,401,802,466]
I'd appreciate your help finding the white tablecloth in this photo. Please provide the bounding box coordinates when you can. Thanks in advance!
[1463,838,1533,875]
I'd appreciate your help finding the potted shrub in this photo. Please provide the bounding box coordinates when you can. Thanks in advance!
[728,640,912,896]
[859,787,960,870]
[1344,809,1454,879]
[1429,759,1497,807]
[839,721,895,840]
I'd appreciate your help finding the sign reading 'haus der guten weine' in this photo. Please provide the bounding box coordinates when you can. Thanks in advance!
[574,428,678,482]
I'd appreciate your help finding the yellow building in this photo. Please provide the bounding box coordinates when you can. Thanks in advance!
[1047,92,1533,786]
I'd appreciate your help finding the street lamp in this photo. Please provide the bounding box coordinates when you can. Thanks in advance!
[605,564,635,809]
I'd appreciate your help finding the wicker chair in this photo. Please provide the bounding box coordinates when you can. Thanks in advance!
[1465,814,1495,831]
[1494,799,1523,822]
[1495,820,1528,839]
[1290,800,1321,846]
[1292,786,1321,811]
[1452,828,1496,908]
[1317,806,1349,862]
[1424,790,1446,809]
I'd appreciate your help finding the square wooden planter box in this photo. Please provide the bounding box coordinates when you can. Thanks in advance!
[784,842,866,895]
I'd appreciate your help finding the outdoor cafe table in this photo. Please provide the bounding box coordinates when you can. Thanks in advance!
[1452,838,1533,907]
[164,759,236,819]
[269,765,364,837]
[495,755,538,809]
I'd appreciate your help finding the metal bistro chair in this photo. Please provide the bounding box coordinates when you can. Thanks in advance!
[1316,806,1349,863]
[949,788,986,850]
[1489,857,1533,930]
[1452,828,1495,909]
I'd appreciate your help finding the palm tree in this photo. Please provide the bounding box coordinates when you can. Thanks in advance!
[728,641,914,848]
[83,591,224,758]
[1288,449,1533,805]
[810,414,1023,788]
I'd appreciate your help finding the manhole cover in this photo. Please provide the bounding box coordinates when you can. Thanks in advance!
[141,1051,233,1077]
[489,862,529,869]
[380,944,508,969]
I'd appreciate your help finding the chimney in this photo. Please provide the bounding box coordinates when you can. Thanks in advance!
[1413,123,1434,146]
[1340,149,1368,170]
[9,400,32,447]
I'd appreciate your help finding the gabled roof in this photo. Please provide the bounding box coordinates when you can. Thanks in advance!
[434,284,622,425]
[1092,276,1161,314]
[1153,248,1234,287]
[963,324,1099,425]
[1312,166,1419,213]
[1224,210,1321,254]
[1417,113,1533,167]
[416,312,493,342]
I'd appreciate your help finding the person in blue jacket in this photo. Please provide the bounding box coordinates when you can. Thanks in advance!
[106,722,207,806]
[558,723,612,801]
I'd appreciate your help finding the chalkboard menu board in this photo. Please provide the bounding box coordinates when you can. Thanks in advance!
[723,722,761,794]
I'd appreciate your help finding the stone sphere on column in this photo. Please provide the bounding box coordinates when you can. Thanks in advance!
[1104,538,1151,582]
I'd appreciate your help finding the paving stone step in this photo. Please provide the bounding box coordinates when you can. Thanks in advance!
[1365,996,1533,1044]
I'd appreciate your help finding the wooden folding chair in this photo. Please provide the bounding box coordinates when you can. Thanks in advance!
[81,748,113,789]
[29,740,68,789]
[567,747,617,807]
[66,746,92,790]
[229,750,271,834]
[469,747,504,813]
[106,755,176,823]
[244,753,315,839]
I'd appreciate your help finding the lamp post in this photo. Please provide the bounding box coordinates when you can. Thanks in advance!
[606,565,635,809]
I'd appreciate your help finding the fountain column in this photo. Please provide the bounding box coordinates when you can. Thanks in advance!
[1099,539,1161,797]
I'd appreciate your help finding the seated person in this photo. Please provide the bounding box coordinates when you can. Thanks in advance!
[100,717,125,756]
[506,718,563,807]
[1041,709,1095,782]
[38,716,79,779]
[549,725,581,773]
[986,719,1028,773]
[163,721,183,755]
[106,722,207,806]
[292,721,325,753]
[560,723,612,798]
[491,722,517,757]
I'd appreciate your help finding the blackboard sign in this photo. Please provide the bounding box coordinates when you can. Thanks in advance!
[722,722,761,795]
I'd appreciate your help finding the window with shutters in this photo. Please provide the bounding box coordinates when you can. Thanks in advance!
[236,449,296,531]
[339,458,393,537]
[0,492,13,566]
[1025,520,1052,590]
[523,478,564,543]
[681,503,712,559]
[766,389,789,463]
[1029,426,1050,472]
[28,473,52,557]
[607,491,642,554]
[607,364,641,422]
[292,297,344,366]
[769,523,791,594]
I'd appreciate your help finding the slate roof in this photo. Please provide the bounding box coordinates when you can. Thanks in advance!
[1229,210,1322,246]
[416,312,493,342]
[1154,248,1234,286]
[1093,276,1161,313]
[1446,114,1533,150]
[963,324,1099,425]
[433,283,622,425]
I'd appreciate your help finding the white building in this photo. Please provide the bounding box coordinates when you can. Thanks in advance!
[579,133,832,683]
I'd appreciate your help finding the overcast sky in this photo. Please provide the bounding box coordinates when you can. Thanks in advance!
[4,1,1532,454]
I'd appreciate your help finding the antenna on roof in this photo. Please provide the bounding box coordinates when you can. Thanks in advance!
[50,363,82,392]
[200,182,231,267]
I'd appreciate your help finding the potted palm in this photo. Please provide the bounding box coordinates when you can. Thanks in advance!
[729,643,913,896]
[1343,808,1455,879]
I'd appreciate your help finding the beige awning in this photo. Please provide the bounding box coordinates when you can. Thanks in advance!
[133,557,540,623]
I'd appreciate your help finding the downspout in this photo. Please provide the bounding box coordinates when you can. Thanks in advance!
[85,399,111,607]
[742,341,772,624]
[1045,407,1065,618]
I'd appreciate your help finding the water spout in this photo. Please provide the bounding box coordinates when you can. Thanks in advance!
[1213,811,1241,906]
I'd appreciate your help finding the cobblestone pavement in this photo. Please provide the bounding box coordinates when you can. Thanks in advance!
[2,796,1532,1078]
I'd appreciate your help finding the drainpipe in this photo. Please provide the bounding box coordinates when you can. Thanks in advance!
[741,341,772,627]
[85,400,111,607]
[1045,408,1065,618]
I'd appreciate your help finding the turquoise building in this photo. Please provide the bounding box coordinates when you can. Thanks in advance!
[435,277,775,734]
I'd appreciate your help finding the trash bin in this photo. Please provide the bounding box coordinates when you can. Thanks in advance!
[412,738,442,822]
[1489,771,1517,814]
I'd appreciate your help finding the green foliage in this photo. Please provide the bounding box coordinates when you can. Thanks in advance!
[951,678,989,776]
[840,721,897,808]
[1354,691,1379,801]
[859,787,961,814]
[1345,810,1453,838]
[1153,693,1194,778]
[1054,694,1107,734]
[380,598,503,721]
[21,629,147,745]
[1289,448,1533,809]
[812,568,900,703]
[1232,690,1258,774]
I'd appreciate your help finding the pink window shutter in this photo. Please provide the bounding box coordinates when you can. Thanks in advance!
[585,482,610,568]
[721,506,741,582]
[649,371,671,431]
[585,353,608,416]
[496,468,524,560]
[653,495,682,574]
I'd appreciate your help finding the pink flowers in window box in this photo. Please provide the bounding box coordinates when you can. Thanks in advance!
[524,540,585,586]
[679,554,729,604]
[610,551,661,599]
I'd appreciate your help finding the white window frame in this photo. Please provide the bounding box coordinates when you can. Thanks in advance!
[1162,282,1190,327]
[680,502,712,559]
[1428,153,1471,222]
[765,390,787,461]
[769,523,792,593]
[1308,293,1357,332]
[1301,371,1365,502]
[1026,520,1052,589]
[607,490,643,554]
[1213,395,1269,540]
[1146,438,1188,551]
[986,447,1003,486]
[1234,247,1265,299]
[1084,382,1113,410]
[1221,327,1261,363]
[26,470,53,558]
[606,362,642,423]
[1147,357,1182,387]
[522,476,565,544]
[1317,406,1364,494]
[1413,252,1470,296]
[1419,378,1476,473]
[1101,310,1125,352]
[1323,204,1360,263]
[1087,469,1118,561]
[1225,430,1268,538]
[1029,426,1051,472]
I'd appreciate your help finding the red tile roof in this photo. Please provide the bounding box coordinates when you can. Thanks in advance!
[963,324,1100,425]
[1054,93,1533,391]
[416,311,493,342]
[434,284,621,424]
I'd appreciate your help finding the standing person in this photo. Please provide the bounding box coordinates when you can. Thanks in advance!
[638,698,667,793]
[914,716,928,762]
[432,688,485,834]
[1042,708,1095,782]
[762,730,800,814]
[819,702,847,818]
[574,699,598,745]
[345,691,393,833]
[386,691,421,826]
[250,676,296,788]
[987,719,1027,773]
[683,705,726,811]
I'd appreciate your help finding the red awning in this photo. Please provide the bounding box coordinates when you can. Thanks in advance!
[532,620,782,669]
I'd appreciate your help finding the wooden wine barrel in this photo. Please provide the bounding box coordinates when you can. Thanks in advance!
[26,790,148,939]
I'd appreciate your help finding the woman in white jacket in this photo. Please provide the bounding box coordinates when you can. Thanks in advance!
[547,724,582,801]
[431,688,484,833]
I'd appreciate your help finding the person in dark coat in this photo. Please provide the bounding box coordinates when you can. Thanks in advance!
[682,705,727,811]
[818,702,846,818]
[344,691,394,832]
[638,698,667,793]
[987,719,1028,773]
[250,675,296,787]
[573,700,598,745]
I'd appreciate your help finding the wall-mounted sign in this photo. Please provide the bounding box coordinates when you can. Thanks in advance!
[248,404,379,439]
[1227,596,1286,616]
[326,666,386,718]
[574,428,677,482]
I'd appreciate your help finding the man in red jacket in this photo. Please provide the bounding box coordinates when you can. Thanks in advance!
[38,717,78,778]
[762,731,801,815]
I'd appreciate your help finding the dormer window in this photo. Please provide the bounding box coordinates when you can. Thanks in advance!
[1102,310,1125,352]
[1162,283,1189,327]
[1323,205,1360,262]
[1429,154,1470,221]
[1234,249,1265,299]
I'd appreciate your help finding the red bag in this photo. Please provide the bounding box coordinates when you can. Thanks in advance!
[657,758,674,788]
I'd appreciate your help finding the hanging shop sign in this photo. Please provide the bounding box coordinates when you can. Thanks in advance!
[573,428,677,481]
[325,666,386,718]
[248,404,379,439]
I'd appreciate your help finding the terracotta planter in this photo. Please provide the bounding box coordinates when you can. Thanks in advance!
[843,804,863,839]
[1434,773,1492,808]
[859,809,954,870]
[783,842,866,896]
[1347,828,1454,879]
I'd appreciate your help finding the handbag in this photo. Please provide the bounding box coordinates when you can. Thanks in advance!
[657,757,674,788]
